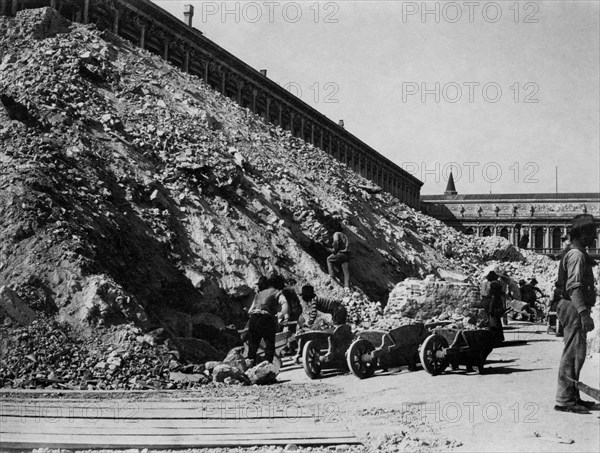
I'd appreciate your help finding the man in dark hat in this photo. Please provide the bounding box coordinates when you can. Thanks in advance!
[555,214,597,414]
[300,285,347,328]
[520,277,545,321]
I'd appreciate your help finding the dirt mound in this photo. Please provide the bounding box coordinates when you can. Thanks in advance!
[2,8,586,388]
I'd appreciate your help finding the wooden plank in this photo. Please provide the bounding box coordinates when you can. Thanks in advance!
[0,397,259,405]
[0,433,359,448]
[1,419,341,431]
[0,408,317,419]
[0,428,353,438]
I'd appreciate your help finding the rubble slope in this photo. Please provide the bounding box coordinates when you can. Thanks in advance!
[0,9,565,339]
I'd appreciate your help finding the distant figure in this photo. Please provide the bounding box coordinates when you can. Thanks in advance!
[554,214,597,414]
[485,270,505,345]
[520,278,544,312]
[247,274,289,364]
[300,285,347,328]
[280,279,302,356]
[327,224,350,288]
[518,234,529,249]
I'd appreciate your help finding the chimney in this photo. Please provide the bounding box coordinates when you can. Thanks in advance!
[183,4,194,27]
[260,69,267,77]
[338,120,344,128]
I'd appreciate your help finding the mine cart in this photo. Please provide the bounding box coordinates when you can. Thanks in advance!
[297,325,354,379]
[419,328,495,375]
[346,323,429,379]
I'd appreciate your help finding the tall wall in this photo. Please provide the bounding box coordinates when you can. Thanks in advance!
[0,0,423,208]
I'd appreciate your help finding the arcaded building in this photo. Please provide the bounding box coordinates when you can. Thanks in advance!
[421,174,600,258]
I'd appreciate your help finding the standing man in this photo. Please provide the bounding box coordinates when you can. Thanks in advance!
[555,214,597,414]
[247,274,289,364]
[485,270,505,345]
[327,224,350,288]
[300,285,347,328]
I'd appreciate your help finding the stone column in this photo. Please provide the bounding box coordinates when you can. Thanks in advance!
[139,25,146,49]
[528,226,534,249]
[265,97,272,122]
[310,123,315,145]
[203,61,209,84]
[183,47,190,73]
[320,129,324,150]
[112,7,120,35]
[300,117,305,140]
[11,0,18,15]
[162,38,171,61]
[251,88,258,113]
[83,0,90,23]
[278,104,283,127]
[544,226,551,250]
[236,80,244,104]
[221,70,226,94]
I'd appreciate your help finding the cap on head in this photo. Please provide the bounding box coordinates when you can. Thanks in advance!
[485,270,498,281]
[530,278,538,285]
[572,214,595,230]
[301,285,316,299]
[268,273,286,290]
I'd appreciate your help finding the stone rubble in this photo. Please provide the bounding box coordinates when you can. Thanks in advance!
[0,8,598,389]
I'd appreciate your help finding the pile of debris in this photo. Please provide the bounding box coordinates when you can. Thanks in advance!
[1,6,598,388]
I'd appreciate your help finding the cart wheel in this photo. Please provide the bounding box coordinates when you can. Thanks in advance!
[347,339,376,379]
[302,340,321,379]
[419,334,449,376]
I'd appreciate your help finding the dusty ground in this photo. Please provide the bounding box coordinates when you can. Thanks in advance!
[2,321,598,453]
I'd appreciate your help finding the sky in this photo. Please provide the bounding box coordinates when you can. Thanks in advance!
[152,0,600,195]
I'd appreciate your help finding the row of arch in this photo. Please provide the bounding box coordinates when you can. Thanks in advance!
[463,224,599,251]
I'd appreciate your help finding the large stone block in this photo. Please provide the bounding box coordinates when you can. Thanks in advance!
[0,286,36,326]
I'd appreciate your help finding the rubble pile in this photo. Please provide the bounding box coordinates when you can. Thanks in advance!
[0,318,225,390]
[1,5,598,389]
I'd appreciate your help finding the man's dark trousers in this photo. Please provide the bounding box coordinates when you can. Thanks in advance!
[247,313,277,363]
[555,299,587,406]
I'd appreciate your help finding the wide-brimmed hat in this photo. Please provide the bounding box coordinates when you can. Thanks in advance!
[530,278,538,285]
[572,214,595,230]
[300,285,316,299]
[518,279,526,286]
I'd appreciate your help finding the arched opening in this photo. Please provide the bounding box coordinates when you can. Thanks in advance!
[499,227,509,239]
[552,228,562,250]
[482,227,492,237]
[534,227,544,249]
[464,227,474,235]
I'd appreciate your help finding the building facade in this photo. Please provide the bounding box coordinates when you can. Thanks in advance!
[0,0,423,207]
[421,178,600,258]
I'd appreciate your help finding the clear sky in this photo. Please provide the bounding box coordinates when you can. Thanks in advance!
[152,0,600,195]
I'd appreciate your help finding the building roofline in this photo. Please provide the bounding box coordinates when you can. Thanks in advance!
[421,193,600,202]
